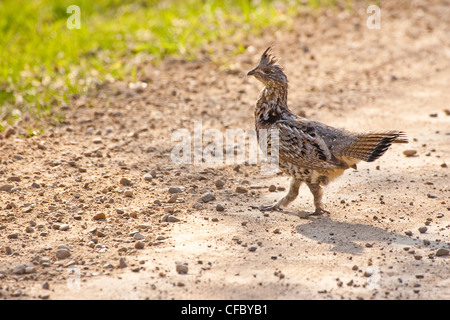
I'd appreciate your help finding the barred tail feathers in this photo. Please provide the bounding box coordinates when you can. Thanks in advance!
[343,131,408,162]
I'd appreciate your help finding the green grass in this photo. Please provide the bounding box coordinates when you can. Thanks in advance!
[0,0,339,130]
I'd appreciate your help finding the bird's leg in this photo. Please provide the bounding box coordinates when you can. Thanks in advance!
[256,177,302,211]
[306,183,330,215]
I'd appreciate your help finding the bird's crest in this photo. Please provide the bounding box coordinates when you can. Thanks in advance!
[259,47,278,67]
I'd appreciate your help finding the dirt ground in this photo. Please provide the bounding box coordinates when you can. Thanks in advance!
[1,1,449,300]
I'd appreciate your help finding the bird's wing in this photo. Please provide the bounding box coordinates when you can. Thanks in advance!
[274,119,347,170]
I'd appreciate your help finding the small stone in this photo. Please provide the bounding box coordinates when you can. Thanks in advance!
[11,289,22,297]
[168,194,178,203]
[78,167,87,173]
[92,137,102,144]
[156,235,166,240]
[168,187,182,194]
[403,150,417,157]
[427,193,437,199]
[248,246,257,252]
[235,186,248,194]
[124,189,134,197]
[435,248,449,257]
[363,270,373,277]
[55,249,71,259]
[418,226,427,233]
[216,203,225,211]
[7,176,21,182]
[12,264,27,274]
[414,255,423,260]
[133,233,145,240]
[4,127,16,138]
[135,241,145,249]
[93,212,106,220]
[143,173,153,182]
[7,232,18,239]
[167,215,180,223]
[215,179,225,189]
[60,224,70,231]
[0,184,14,192]
[405,230,413,236]
[176,263,188,274]
[273,228,281,234]
[119,258,127,268]
[119,177,131,186]
[201,192,215,203]
[268,185,277,192]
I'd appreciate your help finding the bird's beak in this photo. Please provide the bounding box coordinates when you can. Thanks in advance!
[247,68,256,76]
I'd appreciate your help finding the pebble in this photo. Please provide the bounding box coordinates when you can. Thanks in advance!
[133,233,145,240]
[418,226,427,233]
[55,249,71,259]
[119,258,127,269]
[403,149,417,157]
[124,189,134,197]
[168,187,182,194]
[93,212,106,220]
[435,248,449,257]
[167,215,180,223]
[215,179,225,189]
[176,263,188,274]
[405,230,413,236]
[168,194,178,203]
[92,137,102,144]
[201,192,215,203]
[7,176,21,182]
[143,173,153,182]
[268,185,277,192]
[135,241,145,249]
[119,177,132,186]
[11,289,22,297]
[248,246,257,252]
[13,264,36,275]
[216,203,225,211]
[427,193,437,199]
[0,184,14,192]
[60,224,70,231]
[4,127,16,138]
[235,186,248,194]
[7,232,18,239]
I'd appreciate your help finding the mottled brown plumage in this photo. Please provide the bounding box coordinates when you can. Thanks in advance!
[248,47,408,216]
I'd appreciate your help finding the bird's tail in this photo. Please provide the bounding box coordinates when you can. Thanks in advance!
[342,131,408,162]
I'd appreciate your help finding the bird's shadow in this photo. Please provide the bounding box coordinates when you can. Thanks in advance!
[295,215,449,254]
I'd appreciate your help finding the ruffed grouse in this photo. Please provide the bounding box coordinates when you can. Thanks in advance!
[248,47,408,216]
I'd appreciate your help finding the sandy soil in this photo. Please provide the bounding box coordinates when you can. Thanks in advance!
[1,1,449,300]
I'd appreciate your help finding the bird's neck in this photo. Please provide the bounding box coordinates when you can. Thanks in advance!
[255,84,292,123]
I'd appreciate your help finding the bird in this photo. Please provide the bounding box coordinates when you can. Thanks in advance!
[247,47,408,217]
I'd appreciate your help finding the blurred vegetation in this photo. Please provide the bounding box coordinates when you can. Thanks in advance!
[0,0,339,131]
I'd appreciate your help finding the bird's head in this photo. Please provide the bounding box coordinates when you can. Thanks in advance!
[247,47,287,88]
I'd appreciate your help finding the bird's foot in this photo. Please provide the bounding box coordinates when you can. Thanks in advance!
[250,204,282,212]
[298,208,330,219]
[311,208,330,216]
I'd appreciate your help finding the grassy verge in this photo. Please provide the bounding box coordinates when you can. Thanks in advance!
[0,0,338,133]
